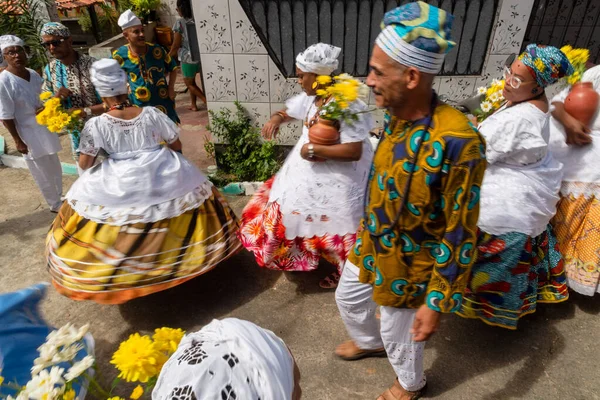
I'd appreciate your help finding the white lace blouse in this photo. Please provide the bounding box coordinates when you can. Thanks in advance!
[268,92,375,238]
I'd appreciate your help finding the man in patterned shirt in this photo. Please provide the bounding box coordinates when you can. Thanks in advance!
[334,2,486,399]
[113,10,180,123]
[40,22,104,170]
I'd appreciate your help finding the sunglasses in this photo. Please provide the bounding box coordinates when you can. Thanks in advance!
[41,38,66,48]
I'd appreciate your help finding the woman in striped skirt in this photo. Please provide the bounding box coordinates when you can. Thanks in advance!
[46,59,240,304]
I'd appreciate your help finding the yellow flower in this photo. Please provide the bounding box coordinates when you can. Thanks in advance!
[153,327,185,354]
[130,385,144,399]
[0,375,4,386]
[63,389,76,400]
[111,333,167,383]
[316,75,332,85]
[315,89,328,97]
[108,397,125,400]
[71,109,82,118]
[135,86,151,102]
[40,92,52,101]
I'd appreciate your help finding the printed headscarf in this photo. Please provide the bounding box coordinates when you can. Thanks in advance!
[90,59,128,97]
[296,43,341,75]
[40,22,71,38]
[152,318,296,400]
[0,35,25,51]
[375,1,455,74]
[519,44,574,88]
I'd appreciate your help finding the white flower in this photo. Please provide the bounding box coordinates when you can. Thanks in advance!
[7,392,30,400]
[51,343,84,364]
[25,367,65,400]
[35,343,58,364]
[477,86,487,95]
[336,73,353,81]
[46,324,89,349]
[492,78,501,86]
[358,83,370,100]
[480,101,493,113]
[489,92,500,102]
[64,355,95,382]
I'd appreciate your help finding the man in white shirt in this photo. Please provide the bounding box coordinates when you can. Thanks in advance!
[0,35,63,212]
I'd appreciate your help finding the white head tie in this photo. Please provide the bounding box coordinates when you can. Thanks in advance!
[296,43,341,75]
[90,58,128,98]
[152,318,295,400]
[118,9,142,30]
[0,35,25,52]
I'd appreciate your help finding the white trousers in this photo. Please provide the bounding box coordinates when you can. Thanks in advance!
[24,153,63,211]
[335,261,426,392]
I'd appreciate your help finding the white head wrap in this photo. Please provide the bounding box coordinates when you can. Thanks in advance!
[295,43,341,75]
[0,35,25,52]
[90,58,128,98]
[152,318,296,400]
[118,9,142,30]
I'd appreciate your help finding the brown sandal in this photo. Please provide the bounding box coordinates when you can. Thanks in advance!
[335,340,387,361]
[377,379,427,400]
[319,272,340,289]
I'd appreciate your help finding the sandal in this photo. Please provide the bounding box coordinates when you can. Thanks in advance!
[319,272,340,289]
[377,379,427,400]
[335,340,387,361]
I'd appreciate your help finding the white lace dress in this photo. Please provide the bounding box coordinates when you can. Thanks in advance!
[477,102,563,237]
[46,107,241,304]
[238,92,374,272]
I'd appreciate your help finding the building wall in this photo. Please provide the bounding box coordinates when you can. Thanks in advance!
[190,0,536,145]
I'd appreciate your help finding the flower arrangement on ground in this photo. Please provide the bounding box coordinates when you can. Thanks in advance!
[314,73,370,125]
[473,79,506,123]
[0,325,185,400]
[35,91,84,134]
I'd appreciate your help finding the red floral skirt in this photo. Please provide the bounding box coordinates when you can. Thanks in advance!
[238,177,357,273]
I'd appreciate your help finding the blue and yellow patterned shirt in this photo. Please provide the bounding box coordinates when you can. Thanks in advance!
[112,43,179,123]
[350,103,486,313]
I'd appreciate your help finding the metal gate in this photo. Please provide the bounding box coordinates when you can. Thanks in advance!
[238,0,499,77]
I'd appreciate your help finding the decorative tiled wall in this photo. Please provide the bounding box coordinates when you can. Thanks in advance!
[191,0,536,145]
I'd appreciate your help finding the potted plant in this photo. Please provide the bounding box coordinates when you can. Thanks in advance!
[130,0,161,24]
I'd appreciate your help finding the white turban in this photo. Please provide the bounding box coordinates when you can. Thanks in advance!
[152,318,296,400]
[90,58,128,98]
[0,35,25,51]
[118,9,142,30]
[296,43,341,75]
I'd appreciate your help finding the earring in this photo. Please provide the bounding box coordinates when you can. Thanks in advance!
[532,88,538,94]
[312,81,318,90]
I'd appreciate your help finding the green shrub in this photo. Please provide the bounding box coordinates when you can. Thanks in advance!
[206,102,282,184]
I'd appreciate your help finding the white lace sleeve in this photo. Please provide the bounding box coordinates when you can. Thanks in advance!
[339,100,373,143]
[480,105,548,165]
[78,118,101,157]
[285,93,311,120]
[150,107,180,143]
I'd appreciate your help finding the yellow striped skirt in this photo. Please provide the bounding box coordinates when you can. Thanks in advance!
[46,187,241,304]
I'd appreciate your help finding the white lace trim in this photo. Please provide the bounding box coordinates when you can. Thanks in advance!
[560,181,600,199]
[68,181,214,225]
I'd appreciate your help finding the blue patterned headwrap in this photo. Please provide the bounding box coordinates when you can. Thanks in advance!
[519,44,574,88]
[375,1,455,74]
[40,22,71,38]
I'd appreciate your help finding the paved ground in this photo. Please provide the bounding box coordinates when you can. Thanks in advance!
[1,166,600,400]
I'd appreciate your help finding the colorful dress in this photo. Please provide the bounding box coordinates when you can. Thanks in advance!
[351,103,486,311]
[42,54,100,159]
[46,107,240,304]
[112,43,180,123]
[238,93,374,273]
[458,102,569,329]
[549,66,600,296]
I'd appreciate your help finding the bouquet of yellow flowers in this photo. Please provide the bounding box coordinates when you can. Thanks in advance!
[36,92,84,134]
[560,45,590,86]
[473,79,506,122]
[314,73,370,125]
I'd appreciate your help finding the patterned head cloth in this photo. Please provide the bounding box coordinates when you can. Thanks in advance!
[152,318,296,400]
[118,9,142,30]
[519,44,574,88]
[90,58,128,98]
[296,43,341,75]
[375,1,455,74]
[40,22,71,38]
[0,35,25,51]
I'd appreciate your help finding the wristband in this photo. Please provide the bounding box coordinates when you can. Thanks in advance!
[307,143,315,159]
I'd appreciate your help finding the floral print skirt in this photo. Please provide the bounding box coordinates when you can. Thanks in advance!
[238,177,357,273]
[457,225,569,330]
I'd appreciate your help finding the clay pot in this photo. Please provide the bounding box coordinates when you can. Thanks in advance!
[564,82,600,128]
[308,119,340,145]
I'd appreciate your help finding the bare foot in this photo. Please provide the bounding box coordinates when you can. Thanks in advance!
[188,106,199,111]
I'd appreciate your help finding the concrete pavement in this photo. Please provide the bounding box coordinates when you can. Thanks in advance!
[1,166,600,399]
